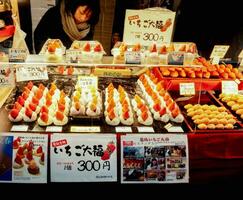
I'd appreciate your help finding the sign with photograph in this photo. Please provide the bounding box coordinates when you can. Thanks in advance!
[50,134,117,182]
[0,65,15,86]
[123,9,175,45]
[121,134,189,183]
[9,48,28,62]
[16,65,48,82]
[0,133,48,183]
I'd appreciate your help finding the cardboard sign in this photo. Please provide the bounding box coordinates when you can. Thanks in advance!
[50,134,117,182]
[222,81,238,94]
[179,83,195,96]
[123,9,175,45]
[9,48,28,62]
[210,45,230,59]
[16,65,48,82]
[121,134,189,183]
[0,133,48,183]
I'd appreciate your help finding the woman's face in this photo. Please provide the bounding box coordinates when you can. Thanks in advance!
[74,5,92,24]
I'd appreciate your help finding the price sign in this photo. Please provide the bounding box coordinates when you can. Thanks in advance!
[121,134,189,183]
[66,50,82,63]
[240,58,243,67]
[0,66,15,86]
[77,75,98,90]
[125,51,141,64]
[9,48,28,62]
[50,134,117,182]
[16,65,48,82]
[0,133,48,183]
[11,125,29,132]
[222,81,238,94]
[70,126,101,133]
[46,126,63,133]
[123,9,175,45]
[137,127,154,133]
[116,126,132,133]
[179,83,195,96]
[210,45,230,59]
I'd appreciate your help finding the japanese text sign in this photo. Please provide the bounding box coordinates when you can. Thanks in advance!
[179,83,195,96]
[0,66,15,86]
[9,48,28,62]
[210,45,230,59]
[222,81,238,95]
[121,134,189,184]
[50,134,117,182]
[16,65,48,82]
[123,9,175,45]
[0,133,48,183]
[77,75,98,90]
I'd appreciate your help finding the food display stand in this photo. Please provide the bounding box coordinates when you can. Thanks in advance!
[1,51,243,185]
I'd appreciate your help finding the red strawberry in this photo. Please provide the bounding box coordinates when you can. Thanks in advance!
[10,109,19,119]
[17,96,25,106]
[123,110,130,120]
[58,102,65,112]
[150,44,157,53]
[56,111,64,121]
[25,107,33,118]
[168,102,176,111]
[101,150,110,160]
[58,66,65,74]
[107,142,116,153]
[94,44,102,52]
[22,91,29,100]
[38,83,45,91]
[67,66,74,75]
[153,103,161,112]
[17,147,24,158]
[159,45,167,54]
[14,102,22,111]
[159,107,167,116]
[41,153,45,162]
[35,89,43,99]
[40,106,49,114]
[13,139,19,149]
[27,81,33,90]
[83,43,91,52]
[14,154,23,165]
[26,151,33,161]
[16,137,21,143]
[29,103,37,112]
[32,96,39,105]
[141,111,148,121]
[40,112,49,123]
[36,146,43,154]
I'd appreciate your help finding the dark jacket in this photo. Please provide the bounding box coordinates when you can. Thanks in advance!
[34,5,94,54]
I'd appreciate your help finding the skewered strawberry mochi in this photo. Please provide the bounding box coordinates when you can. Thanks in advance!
[8,108,23,122]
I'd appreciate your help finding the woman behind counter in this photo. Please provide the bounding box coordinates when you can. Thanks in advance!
[34,0,100,53]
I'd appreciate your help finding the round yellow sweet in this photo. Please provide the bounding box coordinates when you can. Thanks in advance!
[216,124,224,129]
[207,124,216,129]
[198,123,207,129]
[184,104,193,110]
[224,124,234,129]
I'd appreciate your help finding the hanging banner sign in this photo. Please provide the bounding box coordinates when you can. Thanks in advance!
[0,133,48,183]
[121,134,189,183]
[123,9,175,45]
[50,134,117,182]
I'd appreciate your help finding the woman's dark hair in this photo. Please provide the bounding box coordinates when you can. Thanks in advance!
[62,0,100,25]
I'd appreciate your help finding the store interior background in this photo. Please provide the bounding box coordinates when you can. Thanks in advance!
[17,0,243,60]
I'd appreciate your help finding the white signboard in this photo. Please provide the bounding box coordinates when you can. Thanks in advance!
[16,65,48,82]
[50,134,117,182]
[210,45,230,59]
[0,66,15,86]
[0,133,48,183]
[77,76,98,90]
[121,134,189,183]
[123,9,175,45]
[179,83,195,96]
[222,81,238,95]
